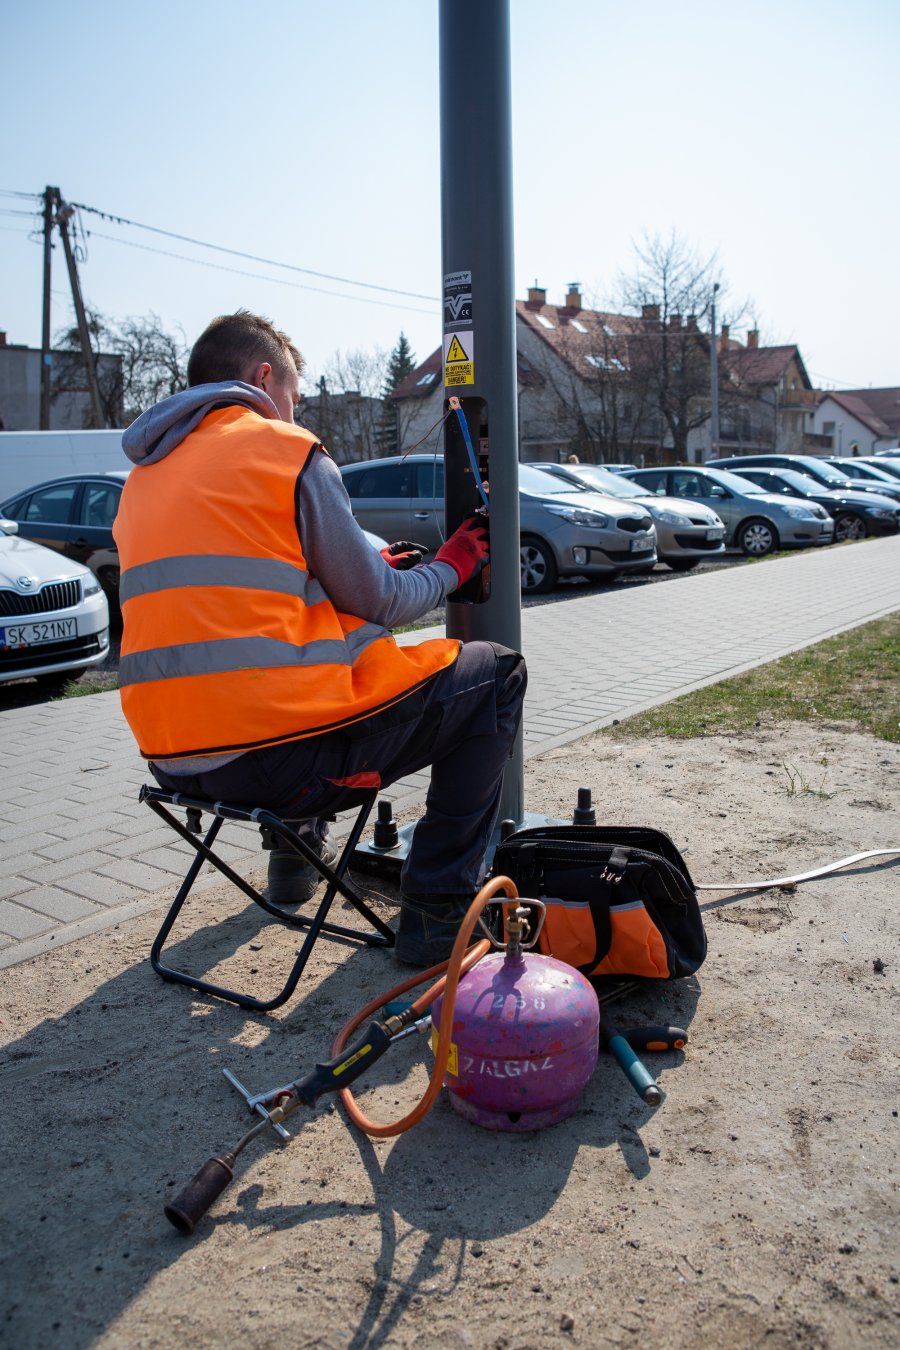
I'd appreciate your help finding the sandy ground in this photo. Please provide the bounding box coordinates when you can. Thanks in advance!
[1,720,898,1349]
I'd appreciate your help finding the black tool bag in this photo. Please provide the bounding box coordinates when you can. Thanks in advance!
[491,825,706,981]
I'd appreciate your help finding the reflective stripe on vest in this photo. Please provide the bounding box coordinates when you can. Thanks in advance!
[119,554,328,607]
[119,622,389,686]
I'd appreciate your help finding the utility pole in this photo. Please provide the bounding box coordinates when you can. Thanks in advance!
[440,0,523,826]
[708,282,720,461]
[56,199,106,428]
[39,185,59,430]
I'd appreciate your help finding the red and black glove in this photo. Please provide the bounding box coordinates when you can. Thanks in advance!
[380,540,429,570]
[434,512,490,588]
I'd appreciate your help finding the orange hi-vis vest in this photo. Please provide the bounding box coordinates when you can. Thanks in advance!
[114,407,459,760]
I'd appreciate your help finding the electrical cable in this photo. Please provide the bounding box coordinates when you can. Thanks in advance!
[696,846,900,897]
[70,198,440,303]
[450,399,491,512]
[398,406,452,460]
[81,228,436,316]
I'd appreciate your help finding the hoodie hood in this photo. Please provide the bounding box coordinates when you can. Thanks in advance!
[121,381,281,465]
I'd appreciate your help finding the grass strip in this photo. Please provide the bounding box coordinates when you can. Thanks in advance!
[602,611,900,744]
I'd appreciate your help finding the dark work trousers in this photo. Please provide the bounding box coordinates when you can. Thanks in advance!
[151,641,526,897]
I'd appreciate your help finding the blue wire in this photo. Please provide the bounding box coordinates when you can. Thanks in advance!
[453,404,491,513]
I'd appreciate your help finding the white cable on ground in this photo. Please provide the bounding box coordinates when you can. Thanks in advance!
[696,847,900,893]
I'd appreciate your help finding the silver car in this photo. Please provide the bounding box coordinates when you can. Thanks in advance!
[0,517,110,688]
[340,455,657,594]
[623,466,834,556]
[534,462,726,571]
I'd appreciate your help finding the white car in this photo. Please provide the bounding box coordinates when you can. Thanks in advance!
[0,517,110,688]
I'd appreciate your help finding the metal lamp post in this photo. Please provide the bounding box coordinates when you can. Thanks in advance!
[438,0,523,826]
[708,282,720,461]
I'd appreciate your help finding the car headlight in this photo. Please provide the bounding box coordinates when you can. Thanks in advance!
[865,506,894,518]
[545,504,610,528]
[82,574,102,595]
[652,508,693,527]
[782,506,818,520]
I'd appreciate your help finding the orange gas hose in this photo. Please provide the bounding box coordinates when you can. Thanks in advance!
[331,876,519,1137]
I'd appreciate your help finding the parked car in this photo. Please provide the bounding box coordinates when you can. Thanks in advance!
[0,516,110,687]
[534,462,725,570]
[340,455,657,593]
[873,447,900,456]
[0,471,128,615]
[709,454,900,505]
[621,465,834,556]
[824,457,900,494]
[852,457,900,483]
[726,467,900,542]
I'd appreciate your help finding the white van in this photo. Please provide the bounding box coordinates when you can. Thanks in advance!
[0,429,126,500]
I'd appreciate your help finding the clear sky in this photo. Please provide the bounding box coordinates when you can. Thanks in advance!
[2,0,897,392]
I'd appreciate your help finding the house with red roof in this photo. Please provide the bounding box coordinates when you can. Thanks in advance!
[391,286,823,465]
[805,389,900,456]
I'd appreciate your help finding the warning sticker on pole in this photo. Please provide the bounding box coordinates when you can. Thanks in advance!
[443,331,475,387]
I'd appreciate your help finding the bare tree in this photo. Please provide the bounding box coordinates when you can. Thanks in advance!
[616,232,748,461]
[53,308,188,426]
[300,347,395,462]
[113,314,188,420]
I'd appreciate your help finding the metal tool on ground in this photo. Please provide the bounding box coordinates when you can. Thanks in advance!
[599,1019,688,1107]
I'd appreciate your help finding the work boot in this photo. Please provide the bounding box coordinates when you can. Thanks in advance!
[265,837,338,907]
[394,894,473,968]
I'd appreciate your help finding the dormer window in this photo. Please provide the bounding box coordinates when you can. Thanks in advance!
[585,354,626,372]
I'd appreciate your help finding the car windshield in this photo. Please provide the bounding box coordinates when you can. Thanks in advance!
[846,462,895,483]
[809,465,852,486]
[770,469,826,494]
[568,466,645,499]
[518,464,580,497]
[865,458,900,481]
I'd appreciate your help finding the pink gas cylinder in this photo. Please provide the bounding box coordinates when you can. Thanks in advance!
[431,908,599,1132]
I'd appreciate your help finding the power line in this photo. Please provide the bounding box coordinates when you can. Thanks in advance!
[0,188,41,200]
[809,370,864,391]
[86,229,437,316]
[70,198,440,303]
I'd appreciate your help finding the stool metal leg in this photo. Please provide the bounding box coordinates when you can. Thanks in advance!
[143,790,394,1012]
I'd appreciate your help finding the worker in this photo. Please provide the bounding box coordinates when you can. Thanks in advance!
[114,311,526,968]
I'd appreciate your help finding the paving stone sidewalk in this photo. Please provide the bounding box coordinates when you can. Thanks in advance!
[1,535,898,969]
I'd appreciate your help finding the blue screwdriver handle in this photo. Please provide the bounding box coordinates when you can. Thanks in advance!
[606,1034,661,1106]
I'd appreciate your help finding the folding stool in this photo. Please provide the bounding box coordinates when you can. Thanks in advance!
[141,785,394,1012]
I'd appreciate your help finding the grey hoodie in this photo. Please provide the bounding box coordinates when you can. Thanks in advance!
[122,381,279,465]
